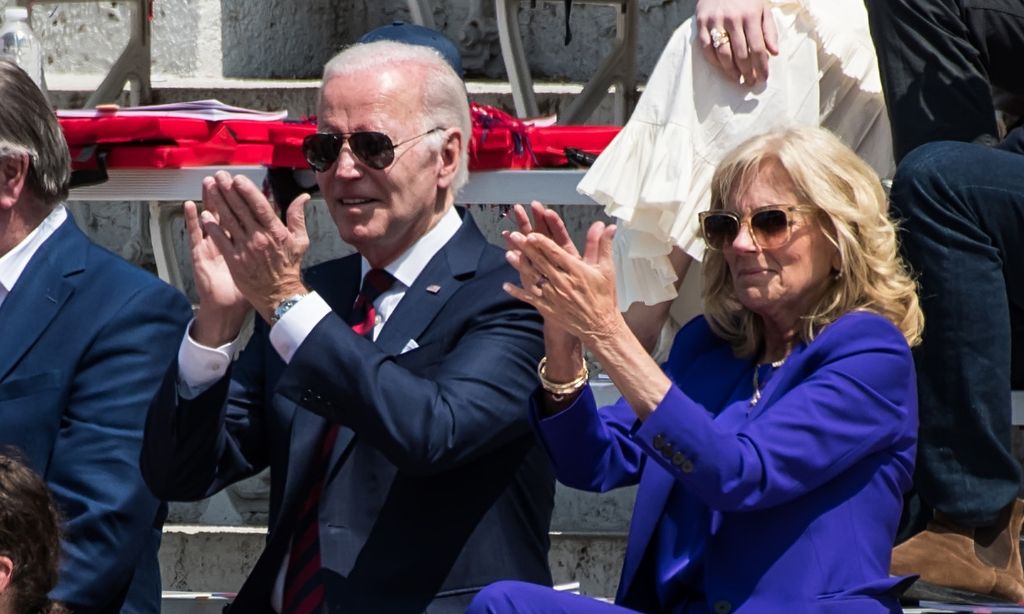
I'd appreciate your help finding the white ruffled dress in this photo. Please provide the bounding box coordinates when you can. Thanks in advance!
[577,0,893,311]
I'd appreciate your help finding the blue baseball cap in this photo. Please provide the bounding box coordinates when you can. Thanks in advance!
[358,21,464,77]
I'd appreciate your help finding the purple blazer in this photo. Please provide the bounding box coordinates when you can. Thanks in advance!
[532,311,917,613]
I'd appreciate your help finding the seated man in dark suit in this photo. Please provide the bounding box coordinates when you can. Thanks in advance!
[0,60,193,612]
[141,40,555,613]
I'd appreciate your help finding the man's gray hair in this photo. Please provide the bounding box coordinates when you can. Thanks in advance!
[0,60,70,207]
[320,41,472,193]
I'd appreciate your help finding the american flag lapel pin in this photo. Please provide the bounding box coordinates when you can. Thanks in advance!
[426,284,442,294]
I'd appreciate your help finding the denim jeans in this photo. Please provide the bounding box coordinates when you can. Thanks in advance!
[865,0,1024,163]
[889,139,1024,536]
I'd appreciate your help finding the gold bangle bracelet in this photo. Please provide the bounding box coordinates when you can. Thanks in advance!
[537,356,589,401]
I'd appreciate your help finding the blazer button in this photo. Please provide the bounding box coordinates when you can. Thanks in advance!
[713,600,732,614]
[300,390,313,403]
[671,452,695,473]
[653,434,666,450]
[661,444,674,459]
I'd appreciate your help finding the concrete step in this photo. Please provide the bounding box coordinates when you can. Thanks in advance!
[159,525,976,612]
[162,480,636,598]
[158,523,626,599]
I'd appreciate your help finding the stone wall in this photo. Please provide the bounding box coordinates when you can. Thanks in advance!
[18,0,695,82]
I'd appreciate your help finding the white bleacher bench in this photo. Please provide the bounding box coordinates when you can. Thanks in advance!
[161,592,231,614]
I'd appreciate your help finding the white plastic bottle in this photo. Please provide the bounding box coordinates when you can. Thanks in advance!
[0,7,48,99]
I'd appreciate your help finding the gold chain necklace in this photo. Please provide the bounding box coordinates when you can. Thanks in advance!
[750,358,787,407]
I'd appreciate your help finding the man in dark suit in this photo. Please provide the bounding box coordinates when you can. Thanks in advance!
[141,39,554,613]
[0,60,192,612]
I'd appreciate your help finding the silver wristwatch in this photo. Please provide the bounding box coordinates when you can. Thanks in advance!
[270,294,307,325]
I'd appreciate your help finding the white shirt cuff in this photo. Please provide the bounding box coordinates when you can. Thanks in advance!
[268,292,331,363]
[177,319,243,399]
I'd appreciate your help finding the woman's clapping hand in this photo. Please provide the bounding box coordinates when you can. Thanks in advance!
[502,202,621,345]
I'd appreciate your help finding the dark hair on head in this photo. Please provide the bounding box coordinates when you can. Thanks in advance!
[0,60,70,208]
[0,449,66,614]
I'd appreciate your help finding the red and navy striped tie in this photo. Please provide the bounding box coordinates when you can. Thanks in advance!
[281,269,395,614]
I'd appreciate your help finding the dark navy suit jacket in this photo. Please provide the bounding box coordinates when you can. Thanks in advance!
[142,213,555,613]
[0,216,191,613]
[534,312,917,613]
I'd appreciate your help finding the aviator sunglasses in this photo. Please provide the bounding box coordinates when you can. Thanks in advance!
[699,205,816,250]
[302,127,444,172]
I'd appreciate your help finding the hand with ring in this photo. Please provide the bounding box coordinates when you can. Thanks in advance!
[695,0,780,87]
[502,202,581,302]
[502,201,586,369]
[710,27,730,50]
[503,211,620,346]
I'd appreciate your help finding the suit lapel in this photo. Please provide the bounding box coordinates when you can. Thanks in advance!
[374,212,485,356]
[0,218,83,382]
[619,464,674,594]
[280,213,486,504]
[618,338,751,596]
[747,342,806,420]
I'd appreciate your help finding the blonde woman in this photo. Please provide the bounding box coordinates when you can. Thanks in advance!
[471,126,922,613]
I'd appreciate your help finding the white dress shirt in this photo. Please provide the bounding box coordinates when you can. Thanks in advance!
[0,205,67,310]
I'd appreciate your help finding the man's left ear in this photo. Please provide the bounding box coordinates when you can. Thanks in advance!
[0,153,30,211]
[0,555,13,593]
[435,128,462,190]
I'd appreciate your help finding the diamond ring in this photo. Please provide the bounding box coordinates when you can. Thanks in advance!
[710,27,730,50]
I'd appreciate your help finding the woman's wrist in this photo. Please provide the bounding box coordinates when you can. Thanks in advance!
[586,316,672,421]
[537,356,589,401]
[536,351,589,417]
[541,342,585,382]
[583,313,631,356]
[542,324,584,380]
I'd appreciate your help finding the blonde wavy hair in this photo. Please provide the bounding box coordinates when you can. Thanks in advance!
[702,126,923,357]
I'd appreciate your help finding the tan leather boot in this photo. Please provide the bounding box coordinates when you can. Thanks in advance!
[892,498,1024,603]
